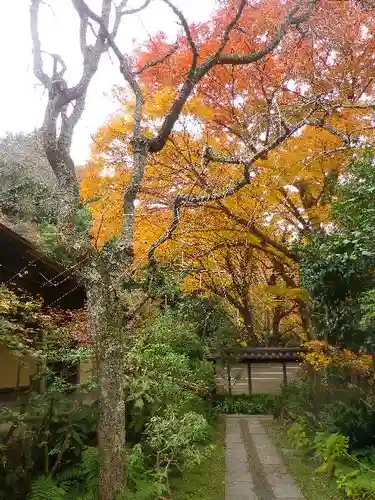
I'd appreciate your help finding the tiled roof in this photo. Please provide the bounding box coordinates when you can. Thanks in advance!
[207,347,308,362]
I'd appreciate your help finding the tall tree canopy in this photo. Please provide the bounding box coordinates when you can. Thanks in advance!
[81,1,375,343]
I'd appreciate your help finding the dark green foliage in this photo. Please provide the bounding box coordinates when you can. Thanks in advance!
[125,308,215,440]
[279,372,375,450]
[27,447,99,500]
[212,393,278,415]
[146,265,238,347]
[300,153,375,349]
[0,391,97,500]
[28,476,66,500]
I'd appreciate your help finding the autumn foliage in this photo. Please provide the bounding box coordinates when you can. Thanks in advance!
[81,0,375,343]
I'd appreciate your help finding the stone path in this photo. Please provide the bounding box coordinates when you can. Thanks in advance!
[225,415,304,500]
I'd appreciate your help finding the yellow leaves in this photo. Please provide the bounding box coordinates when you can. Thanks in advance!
[184,95,213,120]
[304,341,373,376]
[144,87,176,118]
[260,285,308,302]
[307,205,331,225]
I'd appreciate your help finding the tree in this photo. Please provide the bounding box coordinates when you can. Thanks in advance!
[29,1,331,497]
[301,153,375,350]
[81,2,375,348]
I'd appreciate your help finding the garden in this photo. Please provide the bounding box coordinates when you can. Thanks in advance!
[2,0,375,499]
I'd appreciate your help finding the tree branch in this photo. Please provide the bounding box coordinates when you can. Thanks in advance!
[161,0,198,64]
[217,0,316,65]
[214,0,247,59]
[121,0,152,15]
[148,196,181,267]
[30,0,51,89]
[278,187,313,237]
[134,43,179,75]
[149,0,316,154]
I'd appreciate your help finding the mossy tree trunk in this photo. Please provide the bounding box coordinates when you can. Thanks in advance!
[86,277,126,500]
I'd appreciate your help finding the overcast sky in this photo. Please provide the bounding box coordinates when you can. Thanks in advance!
[0,0,214,164]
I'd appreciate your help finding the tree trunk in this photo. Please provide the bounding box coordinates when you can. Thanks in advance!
[299,300,316,340]
[86,278,126,500]
[241,307,255,344]
[272,306,282,345]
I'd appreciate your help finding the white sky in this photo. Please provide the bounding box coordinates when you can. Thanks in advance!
[0,0,215,164]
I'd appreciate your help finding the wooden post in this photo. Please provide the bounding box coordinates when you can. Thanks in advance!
[227,360,232,395]
[247,361,252,395]
[282,362,287,386]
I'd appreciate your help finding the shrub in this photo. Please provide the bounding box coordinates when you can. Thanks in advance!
[337,470,375,499]
[314,432,349,477]
[279,370,375,449]
[287,421,314,453]
[212,393,278,415]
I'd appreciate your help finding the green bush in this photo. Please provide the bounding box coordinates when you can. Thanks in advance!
[337,470,375,499]
[212,393,278,415]
[28,476,66,500]
[279,370,375,450]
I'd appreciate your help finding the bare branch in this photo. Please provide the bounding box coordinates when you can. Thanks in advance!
[148,197,181,266]
[72,0,144,136]
[134,43,179,75]
[161,0,198,63]
[121,0,152,15]
[79,12,89,57]
[41,51,67,78]
[30,0,51,89]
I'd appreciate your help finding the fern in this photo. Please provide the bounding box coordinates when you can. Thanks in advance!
[55,447,99,499]
[28,476,66,500]
[118,479,165,500]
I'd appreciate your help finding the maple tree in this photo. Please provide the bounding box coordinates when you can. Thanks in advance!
[82,1,375,348]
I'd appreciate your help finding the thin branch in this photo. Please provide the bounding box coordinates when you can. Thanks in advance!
[217,0,315,65]
[161,0,198,64]
[134,43,179,75]
[148,197,181,266]
[30,0,51,89]
[79,12,88,57]
[149,0,316,154]
[41,51,67,78]
[147,109,313,267]
[213,0,247,59]
[278,187,313,237]
[72,0,144,131]
[121,0,152,15]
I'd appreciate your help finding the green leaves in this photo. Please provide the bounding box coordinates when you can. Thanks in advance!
[314,432,349,477]
[28,477,66,500]
[300,154,375,348]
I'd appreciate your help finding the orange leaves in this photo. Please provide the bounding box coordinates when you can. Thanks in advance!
[79,0,375,342]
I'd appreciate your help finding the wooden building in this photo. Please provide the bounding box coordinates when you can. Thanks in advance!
[0,222,92,392]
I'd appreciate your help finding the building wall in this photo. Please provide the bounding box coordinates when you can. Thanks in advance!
[215,361,300,394]
[0,346,37,389]
[0,347,95,391]
[79,358,95,385]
